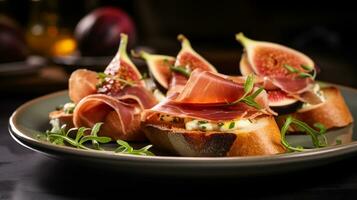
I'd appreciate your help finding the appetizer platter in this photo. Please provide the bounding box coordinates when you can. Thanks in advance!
[9,33,356,177]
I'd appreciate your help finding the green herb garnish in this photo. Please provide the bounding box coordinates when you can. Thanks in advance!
[163,58,169,64]
[228,74,264,109]
[38,122,154,156]
[300,64,313,71]
[115,140,154,156]
[283,64,299,73]
[229,121,235,129]
[198,120,208,124]
[283,64,316,79]
[280,116,327,152]
[336,139,342,145]
[140,72,148,80]
[169,65,191,78]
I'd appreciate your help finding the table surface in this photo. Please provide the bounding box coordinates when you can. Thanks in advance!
[2,93,357,200]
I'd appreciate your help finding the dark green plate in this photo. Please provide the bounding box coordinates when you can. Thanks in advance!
[8,85,357,177]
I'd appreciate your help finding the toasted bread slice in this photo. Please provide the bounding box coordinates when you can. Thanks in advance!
[277,86,353,131]
[142,116,285,157]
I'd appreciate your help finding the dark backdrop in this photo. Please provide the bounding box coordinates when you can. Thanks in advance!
[3,0,357,87]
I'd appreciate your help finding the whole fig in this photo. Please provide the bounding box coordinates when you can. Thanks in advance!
[75,7,136,57]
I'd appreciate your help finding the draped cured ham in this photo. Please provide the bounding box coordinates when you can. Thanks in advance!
[144,69,273,122]
[70,34,157,141]
[162,35,218,96]
[73,94,144,141]
[69,69,98,103]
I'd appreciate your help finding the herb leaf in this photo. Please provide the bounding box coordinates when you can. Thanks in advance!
[90,122,103,150]
[229,121,235,129]
[280,116,327,152]
[300,64,313,71]
[283,64,316,80]
[249,87,264,99]
[228,75,264,109]
[244,74,254,94]
[38,122,155,156]
[284,64,299,73]
[170,66,191,78]
[114,140,154,156]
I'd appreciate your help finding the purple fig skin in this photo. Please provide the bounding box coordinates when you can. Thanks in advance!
[0,16,28,63]
[75,7,136,57]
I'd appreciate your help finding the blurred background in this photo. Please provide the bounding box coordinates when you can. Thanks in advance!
[1,0,356,96]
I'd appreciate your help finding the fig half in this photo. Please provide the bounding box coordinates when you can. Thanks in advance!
[236,33,315,78]
[236,33,317,108]
[104,33,145,87]
[133,51,175,89]
[175,34,217,73]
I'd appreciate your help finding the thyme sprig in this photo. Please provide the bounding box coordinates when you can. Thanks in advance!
[163,58,191,78]
[280,116,327,152]
[283,64,316,79]
[228,74,264,109]
[169,65,191,77]
[38,120,154,156]
[115,140,154,156]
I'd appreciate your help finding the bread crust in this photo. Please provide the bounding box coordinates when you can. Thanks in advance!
[277,86,353,130]
[142,116,285,157]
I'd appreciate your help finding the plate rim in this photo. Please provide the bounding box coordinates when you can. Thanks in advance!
[8,84,357,166]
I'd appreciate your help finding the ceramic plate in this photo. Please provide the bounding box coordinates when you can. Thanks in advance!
[8,85,357,177]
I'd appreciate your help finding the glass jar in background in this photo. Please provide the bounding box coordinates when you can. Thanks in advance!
[26,0,76,57]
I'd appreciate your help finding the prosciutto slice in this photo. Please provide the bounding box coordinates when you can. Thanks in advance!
[147,98,264,121]
[68,36,157,140]
[69,69,98,103]
[145,69,273,122]
[73,94,144,141]
[270,76,313,94]
[174,70,246,104]
[116,86,158,110]
[166,72,188,97]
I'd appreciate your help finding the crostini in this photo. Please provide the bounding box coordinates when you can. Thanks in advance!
[142,69,285,156]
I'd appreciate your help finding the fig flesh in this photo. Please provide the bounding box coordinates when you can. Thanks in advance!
[99,34,145,95]
[134,51,175,89]
[268,90,298,107]
[175,34,217,73]
[236,33,315,94]
[236,33,320,108]
[267,90,302,114]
